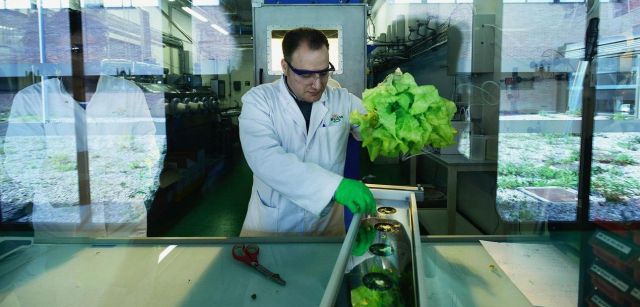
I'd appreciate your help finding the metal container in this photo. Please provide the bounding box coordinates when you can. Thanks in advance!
[321,186,426,307]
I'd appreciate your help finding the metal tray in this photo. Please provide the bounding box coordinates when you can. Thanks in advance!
[320,186,426,307]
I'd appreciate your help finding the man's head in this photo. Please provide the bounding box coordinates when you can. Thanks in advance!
[281,27,334,103]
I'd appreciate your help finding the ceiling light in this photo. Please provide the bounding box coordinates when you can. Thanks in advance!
[182,6,208,22]
[6,0,31,9]
[193,0,220,5]
[211,23,229,35]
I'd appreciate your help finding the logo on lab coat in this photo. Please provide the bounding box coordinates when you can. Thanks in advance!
[330,113,343,124]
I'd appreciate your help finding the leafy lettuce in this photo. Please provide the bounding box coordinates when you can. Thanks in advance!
[351,69,457,161]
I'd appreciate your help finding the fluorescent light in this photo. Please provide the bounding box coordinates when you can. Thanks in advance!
[80,0,103,7]
[42,0,71,8]
[132,0,158,6]
[158,245,177,264]
[182,6,208,22]
[7,0,31,9]
[211,23,229,35]
[103,0,123,7]
[193,0,220,5]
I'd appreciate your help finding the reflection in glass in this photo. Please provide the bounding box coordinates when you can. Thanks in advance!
[3,75,163,237]
[496,2,585,224]
[494,2,640,223]
[0,8,166,237]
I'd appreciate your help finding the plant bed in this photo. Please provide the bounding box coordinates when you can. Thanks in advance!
[497,132,640,222]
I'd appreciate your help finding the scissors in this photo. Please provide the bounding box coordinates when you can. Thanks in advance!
[232,244,286,286]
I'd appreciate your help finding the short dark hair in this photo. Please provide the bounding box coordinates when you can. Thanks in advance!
[282,27,329,63]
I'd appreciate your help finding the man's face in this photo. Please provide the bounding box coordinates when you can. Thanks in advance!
[281,43,330,103]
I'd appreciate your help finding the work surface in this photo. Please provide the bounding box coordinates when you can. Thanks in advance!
[0,237,578,307]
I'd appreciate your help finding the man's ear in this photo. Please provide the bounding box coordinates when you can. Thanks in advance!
[280,59,287,74]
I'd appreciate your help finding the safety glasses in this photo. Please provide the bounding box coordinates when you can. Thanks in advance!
[285,60,335,82]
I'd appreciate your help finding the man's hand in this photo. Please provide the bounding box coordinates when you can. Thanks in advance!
[334,178,376,215]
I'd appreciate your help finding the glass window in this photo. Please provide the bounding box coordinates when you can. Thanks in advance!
[0,1,251,238]
[1,2,639,307]
[364,1,638,235]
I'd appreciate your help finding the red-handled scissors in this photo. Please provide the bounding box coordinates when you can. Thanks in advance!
[232,244,286,286]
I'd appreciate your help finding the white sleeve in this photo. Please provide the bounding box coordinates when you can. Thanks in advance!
[348,92,366,141]
[3,89,46,188]
[239,89,342,216]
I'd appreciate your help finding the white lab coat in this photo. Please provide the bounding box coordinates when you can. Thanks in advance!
[239,76,365,236]
[3,75,165,237]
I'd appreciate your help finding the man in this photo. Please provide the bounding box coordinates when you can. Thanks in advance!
[239,27,375,236]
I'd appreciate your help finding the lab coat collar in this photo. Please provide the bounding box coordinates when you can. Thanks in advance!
[278,76,328,137]
[278,76,307,132]
[307,99,328,146]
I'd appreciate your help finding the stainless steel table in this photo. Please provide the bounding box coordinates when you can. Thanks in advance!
[421,153,497,234]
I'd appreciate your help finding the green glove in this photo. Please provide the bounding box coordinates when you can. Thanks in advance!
[334,178,376,215]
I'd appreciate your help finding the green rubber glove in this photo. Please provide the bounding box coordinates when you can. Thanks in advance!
[334,178,376,215]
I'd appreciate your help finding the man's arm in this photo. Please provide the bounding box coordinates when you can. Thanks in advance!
[239,89,342,216]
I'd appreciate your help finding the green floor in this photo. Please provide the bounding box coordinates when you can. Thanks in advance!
[161,145,411,237]
[162,148,252,237]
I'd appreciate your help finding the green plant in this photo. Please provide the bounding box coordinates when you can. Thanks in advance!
[538,110,552,117]
[498,176,529,189]
[591,165,608,175]
[592,174,640,202]
[351,69,456,161]
[0,111,9,123]
[561,149,580,163]
[498,162,578,189]
[519,207,536,221]
[49,154,76,172]
[0,174,11,184]
[612,153,636,166]
[565,110,581,117]
[542,133,566,145]
[128,161,145,170]
[618,142,639,151]
[619,136,640,151]
[612,112,628,120]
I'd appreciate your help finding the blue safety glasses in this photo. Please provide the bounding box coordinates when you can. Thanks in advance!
[285,60,335,82]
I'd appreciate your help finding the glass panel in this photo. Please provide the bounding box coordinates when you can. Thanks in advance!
[494,2,586,226]
[0,6,167,237]
[0,0,254,237]
[589,3,640,221]
[2,2,640,307]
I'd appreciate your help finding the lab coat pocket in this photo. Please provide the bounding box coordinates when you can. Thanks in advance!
[256,186,276,209]
[315,124,348,167]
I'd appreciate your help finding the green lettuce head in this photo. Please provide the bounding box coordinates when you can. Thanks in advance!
[351,68,457,161]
